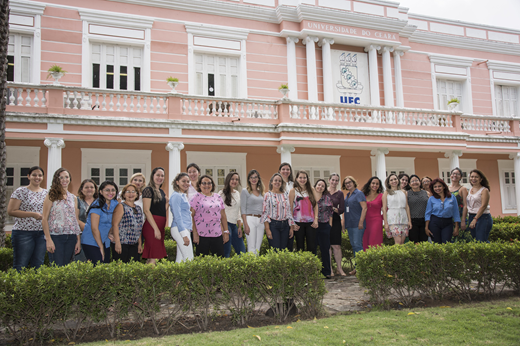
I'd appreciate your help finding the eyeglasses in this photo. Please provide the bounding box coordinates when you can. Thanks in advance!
[125,190,137,194]
[345,181,353,185]
[200,182,212,186]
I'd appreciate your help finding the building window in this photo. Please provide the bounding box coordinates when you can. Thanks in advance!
[440,170,469,185]
[201,166,239,191]
[88,165,144,187]
[195,54,238,97]
[495,85,518,117]
[437,79,463,111]
[91,43,142,91]
[502,170,516,210]
[437,158,476,189]
[8,34,32,83]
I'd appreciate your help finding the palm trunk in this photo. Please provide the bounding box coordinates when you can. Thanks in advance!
[0,0,9,247]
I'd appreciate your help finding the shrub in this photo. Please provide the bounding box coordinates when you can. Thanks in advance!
[489,222,520,242]
[492,215,520,224]
[356,241,520,308]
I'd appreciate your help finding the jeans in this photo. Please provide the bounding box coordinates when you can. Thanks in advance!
[429,215,453,244]
[171,226,194,262]
[316,222,331,277]
[468,213,493,242]
[223,222,246,258]
[82,243,111,265]
[347,227,364,258]
[294,222,318,254]
[245,215,264,255]
[11,230,46,272]
[48,234,78,267]
[268,220,290,251]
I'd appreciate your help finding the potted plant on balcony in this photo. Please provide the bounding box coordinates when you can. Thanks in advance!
[167,77,179,93]
[278,83,289,99]
[447,97,460,111]
[47,65,66,86]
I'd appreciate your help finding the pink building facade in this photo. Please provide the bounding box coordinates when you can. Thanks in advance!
[5,0,520,223]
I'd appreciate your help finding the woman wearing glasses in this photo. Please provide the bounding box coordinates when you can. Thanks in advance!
[425,178,460,244]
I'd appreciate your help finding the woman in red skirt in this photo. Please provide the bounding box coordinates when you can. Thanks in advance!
[142,167,168,265]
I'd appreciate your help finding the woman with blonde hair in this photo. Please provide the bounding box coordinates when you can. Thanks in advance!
[241,169,266,255]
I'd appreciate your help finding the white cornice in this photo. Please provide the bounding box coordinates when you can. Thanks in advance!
[106,0,279,23]
[10,0,45,15]
[399,25,417,38]
[276,5,299,23]
[410,31,520,57]
[185,24,249,41]
[428,53,474,67]
[79,9,154,29]
[409,13,520,35]
[294,4,408,33]
[486,60,520,74]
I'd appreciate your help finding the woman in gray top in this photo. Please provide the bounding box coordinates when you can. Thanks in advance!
[407,174,429,243]
[240,169,266,255]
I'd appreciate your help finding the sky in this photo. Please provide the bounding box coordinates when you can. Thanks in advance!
[397,0,520,31]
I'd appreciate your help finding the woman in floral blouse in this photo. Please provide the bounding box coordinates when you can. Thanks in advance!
[190,175,229,257]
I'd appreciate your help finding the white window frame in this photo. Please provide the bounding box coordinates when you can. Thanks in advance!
[487,60,520,117]
[498,159,517,214]
[186,151,247,189]
[81,148,151,184]
[292,154,341,186]
[429,54,474,114]
[87,164,146,187]
[437,158,476,189]
[6,146,41,224]
[370,157,415,178]
[436,79,464,112]
[186,24,249,98]
[79,10,153,91]
[494,84,519,117]
[194,53,240,98]
[199,166,240,191]
[8,1,45,84]
[8,33,32,83]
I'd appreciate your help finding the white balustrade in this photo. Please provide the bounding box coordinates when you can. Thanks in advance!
[461,116,511,133]
[181,97,278,119]
[6,85,47,107]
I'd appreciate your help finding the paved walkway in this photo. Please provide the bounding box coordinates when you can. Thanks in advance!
[322,275,370,313]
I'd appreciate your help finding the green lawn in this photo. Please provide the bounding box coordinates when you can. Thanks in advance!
[81,297,520,345]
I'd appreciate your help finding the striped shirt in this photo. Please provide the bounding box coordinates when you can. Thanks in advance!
[261,191,295,226]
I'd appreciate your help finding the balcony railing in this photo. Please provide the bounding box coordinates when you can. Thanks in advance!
[5,82,520,137]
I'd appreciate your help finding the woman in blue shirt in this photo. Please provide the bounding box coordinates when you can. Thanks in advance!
[81,181,119,264]
[425,178,460,244]
[169,173,194,262]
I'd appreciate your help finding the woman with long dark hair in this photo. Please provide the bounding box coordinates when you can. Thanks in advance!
[289,170,318,254]
[467,169,492,242]
[187,163,201,202]
[241,169,266,255]
[449,167,471,243]
[142,167,168,264]
[361,176,384,250]
[425,178,460,244]
[7,166,48,271]
[190,175,229,257]
[219,172,246,257]
[75,178,99,262]
[42,168,82,266]
[81,180,119,264]
[169,173,194,262]
[314,179,333,279]
[398,173,411,191]
[327,173,346,276]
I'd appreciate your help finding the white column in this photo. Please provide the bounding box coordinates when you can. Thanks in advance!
[513,153,520,216]
[380,46,394,107]
[44,138,65,188]
[319,38,334,103]
[286,37,299,100]
[445,150,463,170]
[364,45,381,106]
[393,50,404,108]
[277,145,295,165]
[166,141,185,198]
[371,148,389,184]
[303,36,319,102]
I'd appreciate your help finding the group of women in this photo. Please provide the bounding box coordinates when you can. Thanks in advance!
[7,162,493,279]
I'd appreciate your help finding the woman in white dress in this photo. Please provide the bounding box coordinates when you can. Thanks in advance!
[382,173,412,245]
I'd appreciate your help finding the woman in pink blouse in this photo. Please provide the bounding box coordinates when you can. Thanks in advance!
[190,175,229,257]
[261,173,295,251]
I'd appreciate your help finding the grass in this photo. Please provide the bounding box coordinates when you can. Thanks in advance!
[81,297,520,345]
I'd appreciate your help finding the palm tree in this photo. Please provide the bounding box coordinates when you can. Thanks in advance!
[0,0,9,248]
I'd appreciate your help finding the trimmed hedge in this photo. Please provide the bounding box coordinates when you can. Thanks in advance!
[0,250,325,345]
[356,241,520,308]
[492,215,520,224]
